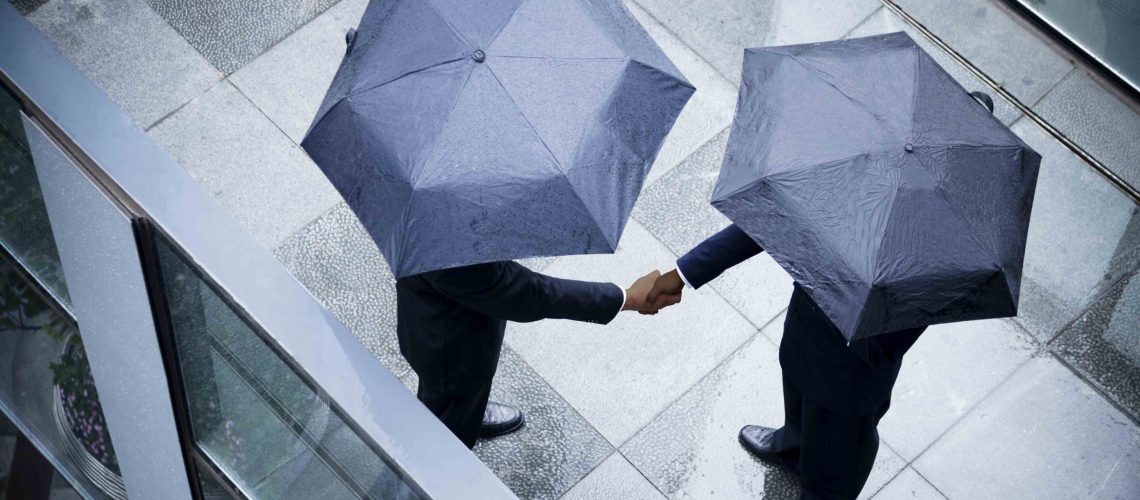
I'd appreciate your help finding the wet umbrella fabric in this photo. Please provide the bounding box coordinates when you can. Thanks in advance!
[302,0,693,278]
[711,32,1041,341]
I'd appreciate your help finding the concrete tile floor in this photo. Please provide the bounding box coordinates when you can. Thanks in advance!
[844,6,1023,126]
[890,0,1073,108]
[870,467,944,500]
[1033,70,1140,190]
[143,0,340,74]
[149,81,342,249]
[625,1,739,186]
[1011,119,1140,342]
[632,0,881,82]
[915,356,1140,500]
[562,453,665,500]
[507,221,759,446]
[27,0,220,128]
[13,0,1140,498]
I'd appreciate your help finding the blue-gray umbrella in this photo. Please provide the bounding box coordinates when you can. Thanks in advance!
[712,32,1041,341]
[302,0,693,278]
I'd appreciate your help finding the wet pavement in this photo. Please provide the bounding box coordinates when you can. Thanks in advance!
[13,0,1140,497]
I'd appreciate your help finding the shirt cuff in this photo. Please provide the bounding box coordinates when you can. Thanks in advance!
[614,283,627,317]
[675,265,694,289]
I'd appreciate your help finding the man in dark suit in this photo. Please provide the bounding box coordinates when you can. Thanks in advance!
[398,261,675,448]
[648,224,924,500]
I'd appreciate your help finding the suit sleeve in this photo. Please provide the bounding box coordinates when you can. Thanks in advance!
[424,261,625,324]
[676,224,764,289]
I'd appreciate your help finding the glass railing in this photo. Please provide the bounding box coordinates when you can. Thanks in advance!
[0,80,123,499]
[0,86,69,307]
[1,2,513,498]
[142,222,421,499]
[1005,0,1140,95]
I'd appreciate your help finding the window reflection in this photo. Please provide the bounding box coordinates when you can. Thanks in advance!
[0,252,122,499]
[0,88,69,307]
[150,229,420,499]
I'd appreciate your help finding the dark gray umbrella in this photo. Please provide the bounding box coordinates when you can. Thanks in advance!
[302,0,693,278]
[711,32,1041,341]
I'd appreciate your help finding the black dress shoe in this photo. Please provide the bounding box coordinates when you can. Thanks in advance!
[479,402,524,438]
[739,425,799,473]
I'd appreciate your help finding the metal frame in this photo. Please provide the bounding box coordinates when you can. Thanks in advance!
[133,219,212,499]
[0,3,514,498]
[997,0,1140,106]
[23,113,194,499]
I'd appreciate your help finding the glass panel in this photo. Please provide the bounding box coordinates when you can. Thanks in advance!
[0,252,122,499]
[1015,0,1140,90]
[0,411,82,500]
[151,231,421,499]
[0,88,69,307]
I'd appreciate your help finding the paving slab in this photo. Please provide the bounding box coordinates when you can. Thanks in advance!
[26,0,219,128]
[149,81,342,249]
[892,0,1073,109]
[624,1,738,187]
[915,356,1140,500]
[561,453,666,500]
[230,0,368,144]
[144,0,340,74]
[472,347,614,500]
[878,319,1036,461]
[1051,266,1140,422]
[631,0,881,82]
[845,6,1022,125]
[1034,70,1140,191]
[634,130,795,330]
[507,220,758,445]
[273,202,410,378]
[869,467,944,500]
[622,333,906,500]
[1011,119,1140,342]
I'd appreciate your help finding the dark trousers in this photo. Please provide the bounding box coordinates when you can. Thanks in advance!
[417,380,493,449]
[769,379,890,500]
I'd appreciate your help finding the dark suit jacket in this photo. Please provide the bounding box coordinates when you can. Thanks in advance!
[678,225,924,416]
[397,261,624,396]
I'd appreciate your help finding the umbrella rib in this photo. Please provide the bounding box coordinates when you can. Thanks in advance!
[714,151,882,203]
[490,55,630,60]
[483,64,616,250]
[868,182,903,287]
[776,52,898,139]
[346,57,468,99]
[911,148,1005,269]
[933,183,1004,270]
[483,65,564,173]
[909,45,921,141]
[420,0,471,46]
[482,0,530,51]
[394,64,479,271]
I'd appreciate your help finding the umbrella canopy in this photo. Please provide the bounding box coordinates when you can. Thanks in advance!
[303,0,693,278]
[712,32,1041,341]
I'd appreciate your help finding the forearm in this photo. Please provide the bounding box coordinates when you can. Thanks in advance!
[676,224,764,289]
[428,262,624,324]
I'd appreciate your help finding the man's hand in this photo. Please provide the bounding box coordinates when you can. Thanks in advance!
[625,270,682,315]
[647,269,684,305]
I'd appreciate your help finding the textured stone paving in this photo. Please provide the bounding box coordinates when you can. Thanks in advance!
[14,0,1140,497]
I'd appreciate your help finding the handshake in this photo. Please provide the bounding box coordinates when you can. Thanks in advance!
[621,269,687,315]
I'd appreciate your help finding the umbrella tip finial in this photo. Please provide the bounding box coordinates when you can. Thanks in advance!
[905,143,914,153]
[472,49,486,63]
